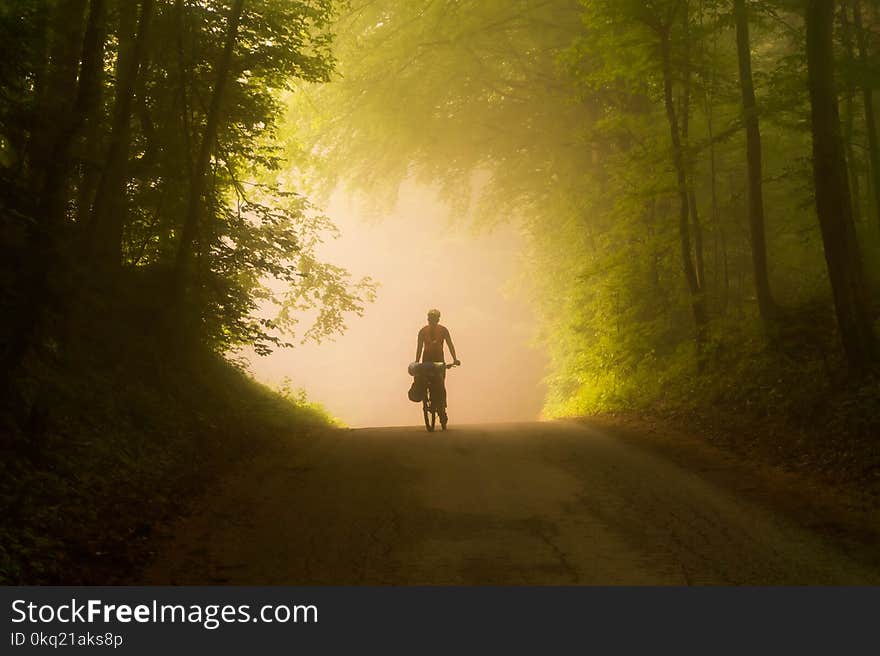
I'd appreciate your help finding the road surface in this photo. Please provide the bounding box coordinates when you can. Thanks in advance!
[142,421,880,584]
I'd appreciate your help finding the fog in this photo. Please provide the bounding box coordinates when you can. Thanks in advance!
[246,183,547,427]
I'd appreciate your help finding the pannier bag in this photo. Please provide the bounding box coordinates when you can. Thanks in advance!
[408,379,425,403]
[407,361,442,402]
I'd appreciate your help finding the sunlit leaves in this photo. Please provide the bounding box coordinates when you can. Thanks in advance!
[203,181,377,352]
[110,0,376,354]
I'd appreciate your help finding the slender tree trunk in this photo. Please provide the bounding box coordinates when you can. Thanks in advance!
[842,84,863,226]
[60,0,110,352]
[76,0,108,226]
[173,0,246,301]
[44,0,108,226]
[88,0,154,270]
[3,0,91,395]
[659,25,708,346]
[704,94,727,309]
[174,0,195,182]
[73,0,108,142]
[805,0,875,372]
[688,191,705,290]
[734,0,776,320]
[25,7,51,172]
[840,2,863,225]
[164,0,195,261]
[681,69,706,294]
[852,0,880,228]
[647,198,661,293]
[27,0,88,227]
[680,0,706,293]
[703,11,726,315]
[720,222,730,313]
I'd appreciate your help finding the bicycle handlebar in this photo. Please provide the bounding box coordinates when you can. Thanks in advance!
[409,361,460,376]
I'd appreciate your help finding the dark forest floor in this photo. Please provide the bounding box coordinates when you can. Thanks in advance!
[0,350,331,585]
[587,411,880,510]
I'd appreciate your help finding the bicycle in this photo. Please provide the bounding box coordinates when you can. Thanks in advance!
[409,362,459,432]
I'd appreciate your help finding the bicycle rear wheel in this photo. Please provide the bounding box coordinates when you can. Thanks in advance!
[422,388,436,432]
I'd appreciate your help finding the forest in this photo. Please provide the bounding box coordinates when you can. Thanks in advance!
[286,0,880,470]
[0,0,372,583]
[1,0,879,583]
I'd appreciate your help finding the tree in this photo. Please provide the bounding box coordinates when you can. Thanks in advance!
[852,0,880,227]
[839,2,863,226]
[656,1,709,346]
[805,0,875,371]
[26,0,88,228]
[173,0,246,303]
[3,0,90,379]
[1,0,373,385]
[75,0,109,226]
[734,0,776,320]
[88,0,153,270]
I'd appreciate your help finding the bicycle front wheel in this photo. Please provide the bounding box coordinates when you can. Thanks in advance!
[422,389,436,432]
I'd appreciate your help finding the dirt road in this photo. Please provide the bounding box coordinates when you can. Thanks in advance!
[142,421,880,584]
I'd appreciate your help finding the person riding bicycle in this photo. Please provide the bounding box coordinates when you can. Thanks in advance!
[415,308,460,428]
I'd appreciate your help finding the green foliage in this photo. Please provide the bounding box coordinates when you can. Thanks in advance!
[284,0,588,218]
[205,184,377,353]
[0,0,375,367]
[276,376,344,426]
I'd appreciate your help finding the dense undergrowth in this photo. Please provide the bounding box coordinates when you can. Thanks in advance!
[0,309,333,585]
[545,310,880,494]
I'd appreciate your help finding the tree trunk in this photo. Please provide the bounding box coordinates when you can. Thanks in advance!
[805,0,875,372]
[173,0,246,299]
[840,2,863,225]
[680,1,706,293]
[688,190,705,291]
[76,0,109,226]
[707,113,724,310]
[734,0,776,320]
[174,0,195,183]
[27,0,88,227]
[709,141,720,306]
[88,0,153,270]
[852,0,880,228]
[3,0,91,393]
[704,15,726,314]
[659,26,708,346]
